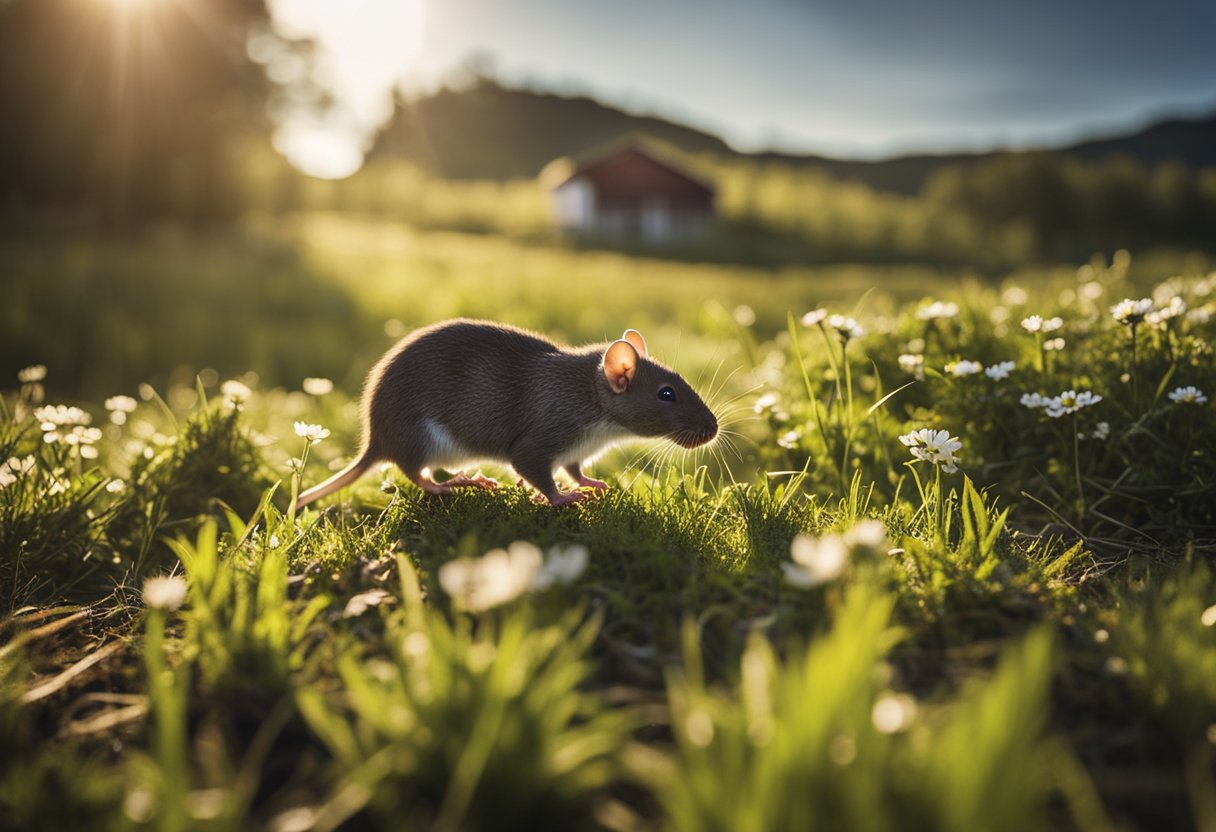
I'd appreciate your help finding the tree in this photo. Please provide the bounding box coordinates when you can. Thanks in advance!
[0,0,303,226]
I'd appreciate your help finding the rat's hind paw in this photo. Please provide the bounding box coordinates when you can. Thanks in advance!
[410,468,498,495]
[546,490,593,507]
[575,475,610,492]
[443,471,499,490]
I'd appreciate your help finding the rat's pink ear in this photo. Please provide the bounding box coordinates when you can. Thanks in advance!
[603,339,639,393]
[622,329,647,356]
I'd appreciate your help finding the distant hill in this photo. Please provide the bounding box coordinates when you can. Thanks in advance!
[762,112,1216,194]
[370,78,1216,194]
[369,79,733,180]
[1059,114,1216,169]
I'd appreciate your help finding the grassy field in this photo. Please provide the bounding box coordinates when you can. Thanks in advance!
[4,213,1077,399]
[2,222,1215,830]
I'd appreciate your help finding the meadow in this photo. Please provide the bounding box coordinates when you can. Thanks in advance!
[2,219,1215,831]
[1,213,1061,399]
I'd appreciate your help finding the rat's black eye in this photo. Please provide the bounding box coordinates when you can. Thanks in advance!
[658,386,676,402]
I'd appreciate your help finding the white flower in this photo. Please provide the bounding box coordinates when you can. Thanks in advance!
[221,380,252,405]
[143,575,188,611]
[1188,307,1213,325]
[984,361,1016,381]
[106,479,127,494]
[783,520,886,589]
[18,365,47,383]
[1043,338,1066,352]
[39,412,102,450]
[916,301,959,321]
[293,422,330,443]
[753,392,780,414]
[944,360,982,378]
[1168,386,1208,404]
[105,395,138,413]
[438,541,543,612]
[1111,298,1154,325]
[1146,297,1186,326]
[785,534,849,588]
[898,428,962,473]
[898,354,925,379]
[1090,421,1111,440]
[843,519,887,553]
[872,693,918,734]
[61,425,103,446]
[35,405,91,429]
[1020,314,1064,333]
[1073,390,1102,409]
[777,429,800,449]
[1044,389,1103,418]
[532,544,590,591]
[0,456,32,489]
[2,455,35,476]
[801,308,828,327]
[104,395,138,425]
[302,377,334,396]
[828,314,864,340]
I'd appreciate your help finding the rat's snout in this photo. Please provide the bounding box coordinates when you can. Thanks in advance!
[678,412,719,448]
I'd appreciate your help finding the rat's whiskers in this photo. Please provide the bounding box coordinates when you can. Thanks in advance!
[703,364,748,412]
[715,430,749,465]
[707,379,765,413]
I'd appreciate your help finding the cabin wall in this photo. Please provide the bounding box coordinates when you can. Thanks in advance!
[595,195,713,242]
[551,176,595,229]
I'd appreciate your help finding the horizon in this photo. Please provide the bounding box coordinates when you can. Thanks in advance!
[404,70,1216,161]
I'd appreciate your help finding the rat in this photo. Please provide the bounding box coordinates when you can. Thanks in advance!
[293,319,719,510]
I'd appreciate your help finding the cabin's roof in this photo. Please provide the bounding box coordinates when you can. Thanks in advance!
[540,135,715,198]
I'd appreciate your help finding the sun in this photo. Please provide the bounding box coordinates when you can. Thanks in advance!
[267,0,428,179]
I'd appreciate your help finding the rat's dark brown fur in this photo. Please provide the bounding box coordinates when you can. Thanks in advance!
[294,319,718,509]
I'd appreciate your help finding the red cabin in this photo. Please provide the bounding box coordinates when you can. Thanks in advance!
[541,140,716,243]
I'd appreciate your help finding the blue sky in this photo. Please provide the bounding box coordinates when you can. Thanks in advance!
[270,0,1216,175]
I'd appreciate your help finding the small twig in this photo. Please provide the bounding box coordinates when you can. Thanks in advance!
[21,640,124,704]
[60,702,149,738]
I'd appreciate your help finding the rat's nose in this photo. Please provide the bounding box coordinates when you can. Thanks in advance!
[676,416,718,449]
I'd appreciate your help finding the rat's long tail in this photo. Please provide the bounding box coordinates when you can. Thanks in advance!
[294,447,377,512]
